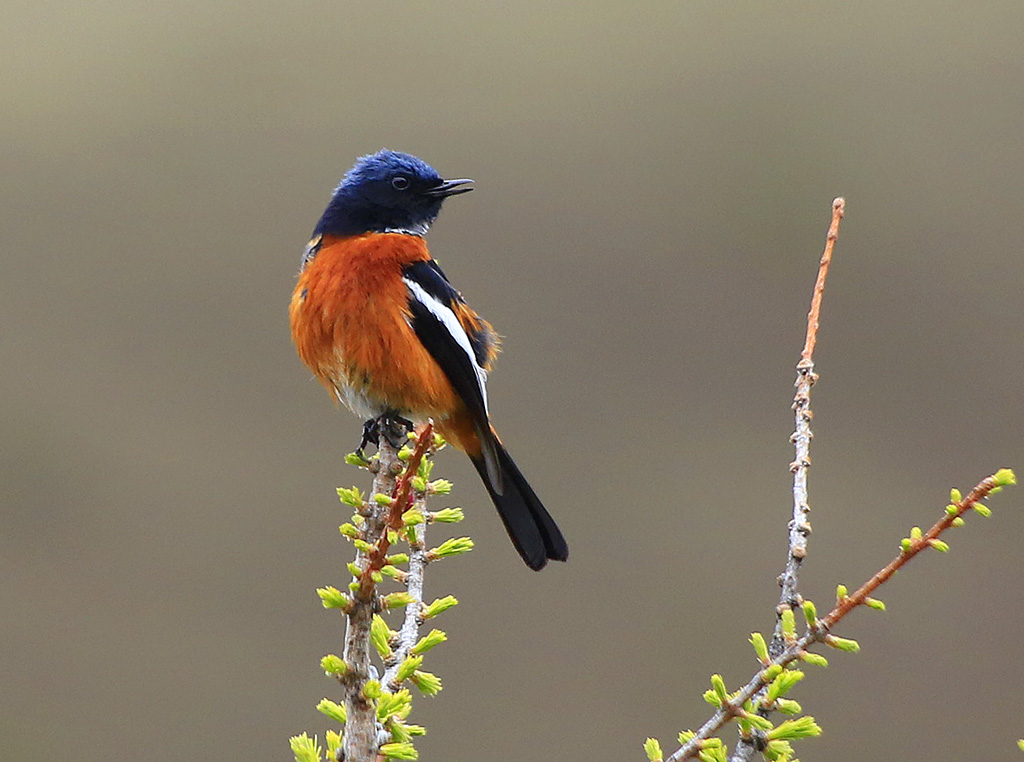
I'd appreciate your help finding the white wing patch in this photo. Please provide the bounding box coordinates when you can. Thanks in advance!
[403,277,489,414]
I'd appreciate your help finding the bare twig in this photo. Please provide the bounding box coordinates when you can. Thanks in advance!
[341,423,434,762]
[727,197,844,762]
[666,471,1010,762]
[777,197,845,634]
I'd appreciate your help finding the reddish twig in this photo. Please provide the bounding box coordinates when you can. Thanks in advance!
[800,197,845,368]
[357,421,434,600]
[823,473,1001,627]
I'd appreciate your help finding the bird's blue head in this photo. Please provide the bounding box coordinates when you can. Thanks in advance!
[315,150,473,237]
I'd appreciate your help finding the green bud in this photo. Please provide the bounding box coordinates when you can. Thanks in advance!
[700,737,723,749]
[767,669,804,702]
[410,670,442,695]
[764,739,794,761]
[781,608,796,637]
[376,688,412,721]
[824,634,860,652]
[431,432,446,449]
[742,713,774,731]
[351,514,365,525]
[389,721,412,743]
[973,502,992,517]
[749,632,769,663]
[388,529,401,545]
[800,651,828,667]
[423,595,458,619]
[1017,739,1024,752]
[316,586,351,610]
[910,526,922,540]
[316,698,346,724]
[702,689,721,707]
[396,654,424,683]
[835,584,848,601]
[775,698,802,715]
[900,538,912,552]
[383,592,415,609]
[711,674,729,703]
[950,488,962,503]
[397,446,413,461]
[289,732,323,762]
[320,654,348,676]
[991,486,1003,494]
[380,565,406,581]
[430,507,464,524]
[928,539,950,552]
[945,504,959,516]
[386,553,410,565]
[325,731,343,758]
[802,600,818,626]
[379,741,418,760]
[417,457,434,479]
[951,517,966,527]
[428,479,453,495]
[767,716,822,740]
[403,510,425,526]
[375,493,395,507]
[410,476,427,492]
[429,537,474,559]
[404,724,426,737]
[677,731,696,744]
[761,663,783,681]
[371,615,394,659]
[864,597,886,611]
[337,486,364,508]
[412,629,448,654]
[347,562,362,578]
[698,744,728,762]
[643,737,663,761]
[344,452,370,467]
[348,580,360,593]
[353,539,373,553]
[362,679,382,700]
[340,523,360,539]
[994,468,1016,486]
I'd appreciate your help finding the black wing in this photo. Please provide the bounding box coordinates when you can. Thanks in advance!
[402,260,502,491]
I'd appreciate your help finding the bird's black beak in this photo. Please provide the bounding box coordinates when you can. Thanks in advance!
[424,178,474,198]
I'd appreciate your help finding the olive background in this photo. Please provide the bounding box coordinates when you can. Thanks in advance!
[2,2,1023,760]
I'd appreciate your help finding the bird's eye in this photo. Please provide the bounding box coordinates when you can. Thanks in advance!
[391,176,410,190]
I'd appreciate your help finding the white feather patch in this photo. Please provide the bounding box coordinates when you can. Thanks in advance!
[403,277,489,414]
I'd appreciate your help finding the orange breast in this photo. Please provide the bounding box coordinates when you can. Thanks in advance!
[289,233,464,418]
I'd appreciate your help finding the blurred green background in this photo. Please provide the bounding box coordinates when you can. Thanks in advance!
[2,2,1022,760]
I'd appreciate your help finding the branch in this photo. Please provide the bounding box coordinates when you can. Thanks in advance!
[341,424,434,762]
[381,508,429,691]
[665,469,1015,762]
[727,197,844,762]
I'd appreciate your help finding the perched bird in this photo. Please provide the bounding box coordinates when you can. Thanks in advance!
[289,149,568,570]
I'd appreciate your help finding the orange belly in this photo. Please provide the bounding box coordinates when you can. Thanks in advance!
[289,233,465,419]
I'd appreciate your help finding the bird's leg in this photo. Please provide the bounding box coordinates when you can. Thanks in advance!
[355,418,381,459]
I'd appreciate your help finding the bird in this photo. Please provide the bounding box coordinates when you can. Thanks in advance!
[289,149,568,570]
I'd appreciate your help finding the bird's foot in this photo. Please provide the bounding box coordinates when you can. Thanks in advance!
[380,413,414,449]
[355,413,413,458]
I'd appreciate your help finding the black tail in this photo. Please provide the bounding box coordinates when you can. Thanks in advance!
[470,441,568,570]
